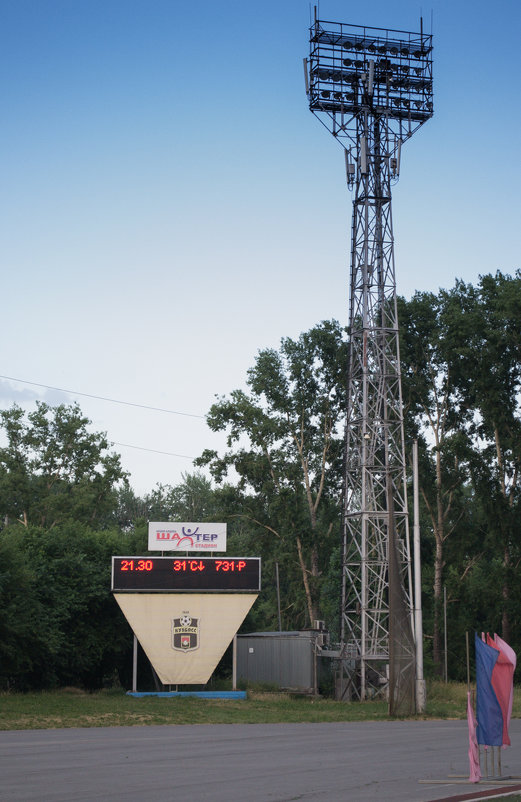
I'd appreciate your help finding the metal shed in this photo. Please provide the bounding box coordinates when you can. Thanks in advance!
[236,631,325,694]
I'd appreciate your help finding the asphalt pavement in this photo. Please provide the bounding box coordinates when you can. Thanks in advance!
[2,719,521,801]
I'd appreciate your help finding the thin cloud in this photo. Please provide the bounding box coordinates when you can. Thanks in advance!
[0,379,71,407]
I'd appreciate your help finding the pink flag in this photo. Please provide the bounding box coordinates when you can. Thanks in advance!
[486,633,514,746]
[494,633,516,746]
[467,690,481,782]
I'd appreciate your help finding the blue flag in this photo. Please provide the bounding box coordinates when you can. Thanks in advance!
[475,633,503,746]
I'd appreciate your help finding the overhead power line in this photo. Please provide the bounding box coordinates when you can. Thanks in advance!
[114,442,193,459]
[0,374,205,419]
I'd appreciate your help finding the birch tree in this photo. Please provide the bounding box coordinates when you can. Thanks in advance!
[196,320,347,626]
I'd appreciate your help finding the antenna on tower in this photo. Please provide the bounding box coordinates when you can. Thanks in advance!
[345,149,355,188]
[303,58,310,96]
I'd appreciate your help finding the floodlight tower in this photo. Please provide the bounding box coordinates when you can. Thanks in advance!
[304,10,433,708]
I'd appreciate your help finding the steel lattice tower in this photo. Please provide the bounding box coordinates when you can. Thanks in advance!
[305,10,433,707]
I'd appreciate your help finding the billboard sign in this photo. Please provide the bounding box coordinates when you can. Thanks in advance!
[148,522,226,552]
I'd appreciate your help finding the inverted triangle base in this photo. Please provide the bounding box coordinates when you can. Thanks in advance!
[114,593,257,684]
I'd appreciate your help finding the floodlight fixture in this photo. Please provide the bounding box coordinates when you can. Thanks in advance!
[304,11,433,187]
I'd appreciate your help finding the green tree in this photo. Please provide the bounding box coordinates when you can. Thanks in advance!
[398,292,470,674]
[399,272,521,671]
[196,320,347,627]
[443,272,521,644]
[145,473,218,521]
[114,472,219,533]
[0,402,127,529]
[0,528,47,687]
[113,484,149,531]
[0,522,135,690]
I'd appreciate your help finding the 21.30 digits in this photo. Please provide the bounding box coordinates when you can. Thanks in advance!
[173,559,247,572]
[120,559,153,571]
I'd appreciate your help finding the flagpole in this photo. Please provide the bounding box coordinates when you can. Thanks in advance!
[413,439,426,712]
[466,631,470,692]
[444,585,448,682]
[467,631,482,783]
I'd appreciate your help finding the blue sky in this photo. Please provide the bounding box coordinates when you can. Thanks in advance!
[1,0,520,494]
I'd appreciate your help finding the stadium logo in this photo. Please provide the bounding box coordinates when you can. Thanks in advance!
[155,530,194,548]
[172,613,199,652]
[148,522,226,552]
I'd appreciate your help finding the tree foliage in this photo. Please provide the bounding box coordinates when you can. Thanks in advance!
[443,273,521,644]
[398,290,470,672]
[0,402,126,529]
[399,271,521,674]
[0,523,137,690]
[196,320,347,626]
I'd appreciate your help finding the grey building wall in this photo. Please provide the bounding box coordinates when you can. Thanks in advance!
[236,632,319,693]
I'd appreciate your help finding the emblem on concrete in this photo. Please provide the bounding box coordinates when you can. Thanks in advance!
[172,613,199,652]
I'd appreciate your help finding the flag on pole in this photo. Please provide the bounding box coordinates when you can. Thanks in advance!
[467,690,481,782]
[475,632,503,747]
[491,633,516,746]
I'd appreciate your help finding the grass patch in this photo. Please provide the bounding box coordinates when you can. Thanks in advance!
[426,680,521,719]
[0,689,388,730]
[1,681,520,731]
